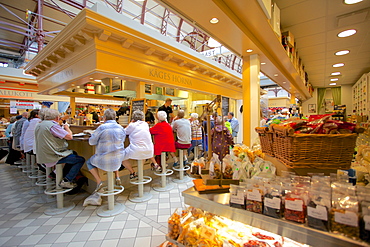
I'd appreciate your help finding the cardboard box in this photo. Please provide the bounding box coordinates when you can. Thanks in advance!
[282,31,294,48]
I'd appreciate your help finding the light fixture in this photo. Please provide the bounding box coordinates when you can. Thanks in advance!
[274,74,278,77]
[333,63,345,67]
[114,76,118,78]
[210,18,219,24]
[94,79,102,82]
[331,78,339,81]
[261,62,266,65]
[89,78,94,80]
[344,0,363,4]
[338,29,356,38]
[282,81,286,84]
[335,50,350,56]
[329,82,337,86]
[331,72,341,76]
[246,49,253,53]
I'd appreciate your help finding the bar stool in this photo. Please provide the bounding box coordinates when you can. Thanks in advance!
[96,171,125,217]
[152,152,174,192]
[28,153,40,195]
[172,149,191,183]
[44,163,75,215]
[35,166,55,204]
[129,160,152,202]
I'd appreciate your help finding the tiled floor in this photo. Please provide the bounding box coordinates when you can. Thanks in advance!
[0,162,194,247]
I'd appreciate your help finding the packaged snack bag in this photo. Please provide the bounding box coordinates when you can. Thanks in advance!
[168,209,181,240]
[357,186,370,243]
[222,154,233,179]
[209,153,222,179]
[230,183,247,209]
[307,187,331,231]
[263,181,283,219]
[246,179,264,214]
[284,186,307,223]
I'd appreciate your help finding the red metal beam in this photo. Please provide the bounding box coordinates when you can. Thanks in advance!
[140,0,148,25]
[37,0,44,52]
[160,8,169,36]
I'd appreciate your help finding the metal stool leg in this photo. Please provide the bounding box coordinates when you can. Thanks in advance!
[172,149,191,183]
[97,171,125,217]
[152,152,174,192]
[129,160,152,202]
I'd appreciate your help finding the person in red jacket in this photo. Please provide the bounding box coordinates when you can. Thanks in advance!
[149,111,176,172]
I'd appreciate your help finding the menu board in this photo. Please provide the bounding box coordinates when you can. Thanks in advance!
[222,96,229,117]
[130,98,146,121]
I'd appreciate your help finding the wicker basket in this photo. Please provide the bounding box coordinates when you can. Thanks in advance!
[271,124,357,169]
[255,127,275,157]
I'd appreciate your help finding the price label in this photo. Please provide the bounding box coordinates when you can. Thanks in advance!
[307,205,328,221]
[285,199,303,212]
[334,211,358,227]
[264,197,281,209]
[230,190,245,205]
[247,189,262,202]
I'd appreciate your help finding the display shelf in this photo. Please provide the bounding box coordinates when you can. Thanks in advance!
[182,187,366,247]
[352,73,369,117]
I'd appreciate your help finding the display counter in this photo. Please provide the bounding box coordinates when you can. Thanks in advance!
[182,187,366,247]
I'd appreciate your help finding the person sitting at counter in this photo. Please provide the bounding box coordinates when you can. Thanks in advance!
[121,110,154,179]
[86,108,125,192]
[171,110,191,167]
[149,111,176,172]
[23,109,40,155]
[34,108,85,189]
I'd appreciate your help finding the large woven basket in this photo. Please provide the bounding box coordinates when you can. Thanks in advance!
[271,124,357,169]
[255,127,275,156]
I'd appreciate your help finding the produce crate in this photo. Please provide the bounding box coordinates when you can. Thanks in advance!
[255,127,275,156]
[271,124,357,169]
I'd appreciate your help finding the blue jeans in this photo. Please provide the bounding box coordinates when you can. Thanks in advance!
[188,140,202,156]
[57,153,85,182]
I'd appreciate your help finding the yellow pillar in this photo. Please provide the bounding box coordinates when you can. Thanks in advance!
[242,54,260,146]
[136,81,145,99]
[70,97,76,117]
[290,95,296,105]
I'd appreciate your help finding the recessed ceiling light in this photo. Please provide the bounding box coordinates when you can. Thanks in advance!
[331,78,339,81]
[333,63,345,67]
[338,29,356,38]
[335,50,350,56]
[210,18,219,24]
[261,62,266,65]
[89,78,93,80]
[329,83,337,86]
[274,74,278,77]
[94,79,102,82]
[282,81,286,84]
[246,49,253,53]
[331,72,341,76]
[344,0,363,4]
[114,77,118,78]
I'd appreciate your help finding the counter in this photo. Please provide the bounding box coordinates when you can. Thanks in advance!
[182,187,366,247]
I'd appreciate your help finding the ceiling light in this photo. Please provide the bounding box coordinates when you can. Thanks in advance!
[333,63,345,67]
[338,29,356,37]
[274,74,278,77]
[329,83,337,86]
[94,79,102,82]
[114,77,118,78]
[335,50,350,56]
[246,49,253,53]
[344,0,363,4]
[261,62,266,65]
[89,78,94,80]
[210,18,219,24]
[331,78,339,81]
[331,72,341,76]
[282,81,286,84]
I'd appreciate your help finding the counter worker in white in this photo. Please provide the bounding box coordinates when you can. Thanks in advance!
[121,110,154,179]
[34,108,85,189]
[171,110,191,167]
[87,108,125,192]
[23,109,40,155]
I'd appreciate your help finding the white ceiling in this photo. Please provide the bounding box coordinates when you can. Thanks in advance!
[273,0,370,87]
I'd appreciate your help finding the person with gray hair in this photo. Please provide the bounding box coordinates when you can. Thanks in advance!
[171,110,191,167]
[5,116,21,165]
[34,108,85,189]
[121,110,154,179]
[86,108,127,191]
[13,111,29,151]
[149,111,176,172]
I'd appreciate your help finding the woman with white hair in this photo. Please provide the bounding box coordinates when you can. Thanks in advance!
[149,111,176,172]
[121,110,154,179]
[188,112,202,158]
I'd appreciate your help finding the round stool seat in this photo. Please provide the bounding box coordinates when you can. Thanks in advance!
[97,185,124,196]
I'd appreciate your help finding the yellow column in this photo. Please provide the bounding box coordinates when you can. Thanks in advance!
[136,81,145,99]
[242,54,260,146]
[70,97,76,117]
[290,95,296,105]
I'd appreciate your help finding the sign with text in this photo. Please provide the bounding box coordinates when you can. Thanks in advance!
[130,98,146,122]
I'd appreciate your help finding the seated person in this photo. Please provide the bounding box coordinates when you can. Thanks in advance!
[171,110,191,167]
[87,108,126,192]
[122,110,154,179]
[34,108,85,189]
[149,111,176,172]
